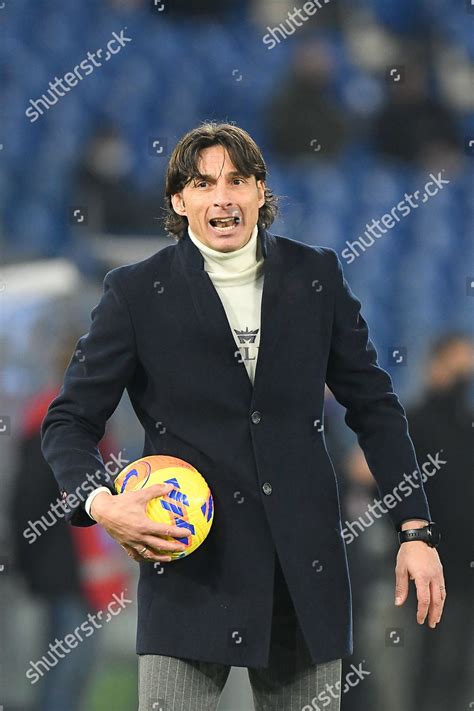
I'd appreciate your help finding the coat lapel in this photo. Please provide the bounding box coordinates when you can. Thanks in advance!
[173,226,292,396]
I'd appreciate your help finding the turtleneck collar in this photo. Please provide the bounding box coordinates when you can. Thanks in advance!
[187,224,264,286]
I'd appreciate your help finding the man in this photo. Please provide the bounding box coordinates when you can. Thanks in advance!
[41,122,446,711]
[405,333,473,711]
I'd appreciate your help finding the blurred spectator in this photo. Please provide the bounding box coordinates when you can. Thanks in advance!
[372,60,461,169]
[406,332,474,711]
[74,126,160,235]
[10,335,128,711]
[265,38,351,162]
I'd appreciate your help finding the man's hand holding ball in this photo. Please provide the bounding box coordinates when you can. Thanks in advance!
[91,483,187,563]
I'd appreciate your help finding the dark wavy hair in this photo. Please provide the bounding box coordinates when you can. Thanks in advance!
[163,121,279,240]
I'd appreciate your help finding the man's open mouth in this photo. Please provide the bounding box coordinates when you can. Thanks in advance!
[209,216,241,232]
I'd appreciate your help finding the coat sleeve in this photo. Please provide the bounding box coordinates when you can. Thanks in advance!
[324,249,431,531]
[41,269,136,526]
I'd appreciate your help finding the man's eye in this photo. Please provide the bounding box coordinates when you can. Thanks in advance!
[233,178,244,184]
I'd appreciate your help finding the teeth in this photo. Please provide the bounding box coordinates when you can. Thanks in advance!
[210,216,239,231]
[212,223,237,232]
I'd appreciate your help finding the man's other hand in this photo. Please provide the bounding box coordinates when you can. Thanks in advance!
[394,520,446,628]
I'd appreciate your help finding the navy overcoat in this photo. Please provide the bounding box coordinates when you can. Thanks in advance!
[41,227,431,667]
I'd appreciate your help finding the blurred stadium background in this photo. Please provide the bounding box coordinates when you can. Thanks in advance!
[0,1,472,710]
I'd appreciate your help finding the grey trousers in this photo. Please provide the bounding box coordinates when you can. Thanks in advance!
[138,557,342,710]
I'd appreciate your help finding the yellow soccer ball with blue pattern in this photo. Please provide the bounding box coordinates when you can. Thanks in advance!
[114,455,214,560]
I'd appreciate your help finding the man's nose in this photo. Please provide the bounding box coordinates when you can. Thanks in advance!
[213,185,233,207]
[213,198,233,209]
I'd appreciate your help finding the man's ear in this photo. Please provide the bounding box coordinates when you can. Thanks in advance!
[257,180,266,209]
[171,193,186,216]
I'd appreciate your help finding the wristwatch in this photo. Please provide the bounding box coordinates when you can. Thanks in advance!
[398,521,441,548]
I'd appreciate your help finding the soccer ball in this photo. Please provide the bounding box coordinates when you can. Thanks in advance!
[114,455,214,560]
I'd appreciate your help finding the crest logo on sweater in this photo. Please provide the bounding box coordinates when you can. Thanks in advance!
[234,327,259,344]
[234,326,259,367]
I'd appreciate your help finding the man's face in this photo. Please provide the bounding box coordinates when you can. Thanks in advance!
[431,341,474,388]
[171,145,266,252]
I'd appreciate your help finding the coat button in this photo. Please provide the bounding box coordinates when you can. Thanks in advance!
[251,411,262,424]
[262,482,272,495]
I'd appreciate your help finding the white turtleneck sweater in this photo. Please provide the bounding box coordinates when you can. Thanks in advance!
[85,223,265,520]
[187,223,265,385]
